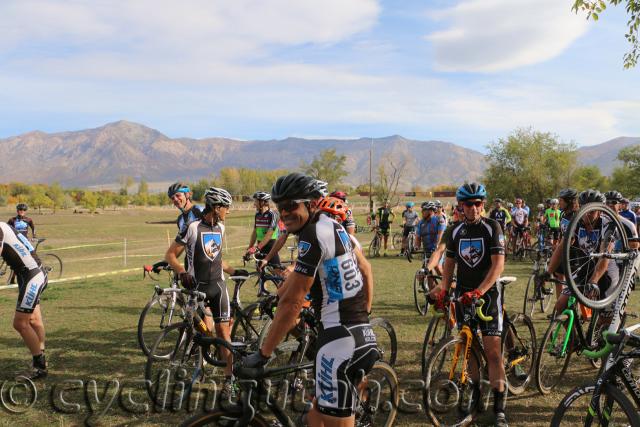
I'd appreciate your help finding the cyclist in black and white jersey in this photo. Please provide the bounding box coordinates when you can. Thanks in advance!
[243,173,378,426]
[165,187,248,396]
[2,221,49,379]
[167,182,204,234]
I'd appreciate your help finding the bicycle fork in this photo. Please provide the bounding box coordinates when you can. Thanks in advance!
[549,309,574,357]
[450,326,474,384]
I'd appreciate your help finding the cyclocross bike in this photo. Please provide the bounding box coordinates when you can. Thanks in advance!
[0,237,63,284]
[522,245,554,317]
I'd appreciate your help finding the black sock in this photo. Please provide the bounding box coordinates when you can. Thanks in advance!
[493,389,505,414]
[33,353,46,370]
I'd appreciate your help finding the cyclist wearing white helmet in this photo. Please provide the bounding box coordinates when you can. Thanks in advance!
[401,201,419,256]
[165,187,248,398]
[544,199,561,247]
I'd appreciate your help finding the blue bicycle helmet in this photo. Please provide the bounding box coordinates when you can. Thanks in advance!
[456,182,487,201]
[406,201,415,208]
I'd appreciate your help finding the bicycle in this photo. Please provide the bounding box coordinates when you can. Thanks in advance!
[138,261,187,357]
[509,226,530,261]
[522,246,554,317]
[550,328,640,426]
[368,226,382,258]
[423,277,537,425]
[408,250,437,316]
[180,336,400,427]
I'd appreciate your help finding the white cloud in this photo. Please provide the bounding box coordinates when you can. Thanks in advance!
[426,0,589,72]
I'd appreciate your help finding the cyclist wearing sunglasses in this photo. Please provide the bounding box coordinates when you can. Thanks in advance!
[429,182,509,427]
[243,173,377,427]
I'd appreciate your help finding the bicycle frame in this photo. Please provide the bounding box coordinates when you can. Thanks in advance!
[548,295,599,358]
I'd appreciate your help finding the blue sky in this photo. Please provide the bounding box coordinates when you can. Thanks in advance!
[0,0,638,151]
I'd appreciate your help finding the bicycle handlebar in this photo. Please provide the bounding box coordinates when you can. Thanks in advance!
[583,330,640,359]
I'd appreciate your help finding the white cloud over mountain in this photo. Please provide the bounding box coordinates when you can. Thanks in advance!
[426,0,589,72]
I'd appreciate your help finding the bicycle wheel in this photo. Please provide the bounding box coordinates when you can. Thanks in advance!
[413,270,428,316]
[585,310,603,370]
[392,232,402,250]
[502,313,536,395]
[138,293,186,357]
[563,203,632,310]
[535,316,574,395]
[180,409,270,427]
[421,312,453,377]
[368,235,380,258]
[370,317,398,367]
[423,335,485,426]
[230,303,271,351]
[550,383,640,426]
[356,361,399,427]
[540,279,554,314]
[145,322,204,406]
[523,274,537,317]
[41,253,63,280]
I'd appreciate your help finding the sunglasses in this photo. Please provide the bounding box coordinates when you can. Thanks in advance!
[277,199,310,212]
[606,200,619,205]
[463,200,483,208]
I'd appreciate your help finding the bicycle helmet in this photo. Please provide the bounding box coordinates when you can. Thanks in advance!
[559,188,578,201]
[271,173,325,203]
[550,198,559,205]
[621,198,630,204]
[494,198,503,204]
[578,189,605,206]
[252,191,271,201]
[507,202,513,209]
[604,190,623,203]
[316,180,329,197]
[455,182,487,201]
[537,203,544,209]
[317,197,348,221]
[434,200,442,208]
[204,187,233,207]
[422,201,436,211]
[16,203,28,211]
[167,182,190,198]
[406,201,415,208]
[545,198,551,205]
[330,191,347,201]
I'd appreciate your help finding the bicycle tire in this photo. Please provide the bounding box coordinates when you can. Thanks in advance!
[550,383,640,426]
[421,312,453,377]
[368,235,380,258]
[138,293,186,357]
[535,316,573,395]
[585,310,603,370]
[413,271,428,316]
[145,321,204,406]
[423,335,485,427]
[41,253,63,280]
[392,232,402,250]
[230,303,271,351]
[370,317,398,367]
[502,312,536,395]
[562,203,631,310]
[523,273,536,317]
[180,409,270,427]
[357,361,399,427]
[540,279,553,314]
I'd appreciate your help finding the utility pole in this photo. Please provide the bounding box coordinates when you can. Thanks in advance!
[369,138,373,214]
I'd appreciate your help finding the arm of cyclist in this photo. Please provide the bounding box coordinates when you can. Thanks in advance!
[426,242,446,272]
[260,271,314,357]
[503,207,511,224]
[477,254,504,295]
[222,260,247,277]
[28,219,36,238]
[259,232,288,270]
[246,229,257,256]
[256,227,277,252]
[546,239,564,275]
[353,246,373,313]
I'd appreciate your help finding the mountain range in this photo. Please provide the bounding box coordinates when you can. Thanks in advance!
[0,120,637,188]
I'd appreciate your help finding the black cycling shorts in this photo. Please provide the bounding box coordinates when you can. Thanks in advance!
[549,228,560,241]
[16,268,48,314]
[315,324,379,417]
[402,225,415,238]
[454,285,503,337]
[378,224,390,236]
[197,281,231,323]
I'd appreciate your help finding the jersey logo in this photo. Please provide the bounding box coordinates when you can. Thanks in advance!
[337,229,352,251]
[298,241,312,257]
[459,238,484,268]
[201,232,222,261]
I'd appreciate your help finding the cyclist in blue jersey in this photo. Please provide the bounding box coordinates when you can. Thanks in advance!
[619,198,637,226]
[243,173,377,426]
[8,204,36,239]
[167,182,204,233]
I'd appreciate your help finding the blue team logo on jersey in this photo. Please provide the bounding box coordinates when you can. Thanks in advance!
[337,228,352,251]
[201,232,222,261]
[298,241,312,257]
[459,238,484,268]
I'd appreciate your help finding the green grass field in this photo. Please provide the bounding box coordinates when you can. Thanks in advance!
[0,207,638,426]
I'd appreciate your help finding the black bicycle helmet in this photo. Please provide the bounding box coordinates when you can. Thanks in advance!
[204,187,232,207]
[167,182,190,198]
[578,189,605,206]
[16,203,28,211]
[271,173,324,203]
[494,198,503,204]
[559,188,578,201]
[455,182,487,201]
[604,190,623,203]
[252,191,271,201]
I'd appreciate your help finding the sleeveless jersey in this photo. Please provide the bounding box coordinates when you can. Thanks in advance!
[294,214,368,328]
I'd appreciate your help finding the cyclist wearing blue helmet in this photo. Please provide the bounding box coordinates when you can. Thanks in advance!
[167,182,204,234]
[401,201,419,256]
[429,182,509,427]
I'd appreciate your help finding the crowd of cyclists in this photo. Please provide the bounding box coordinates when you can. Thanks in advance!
[3,171,640,426]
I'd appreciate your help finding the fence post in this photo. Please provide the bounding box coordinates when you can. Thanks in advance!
[124,238,127,266]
